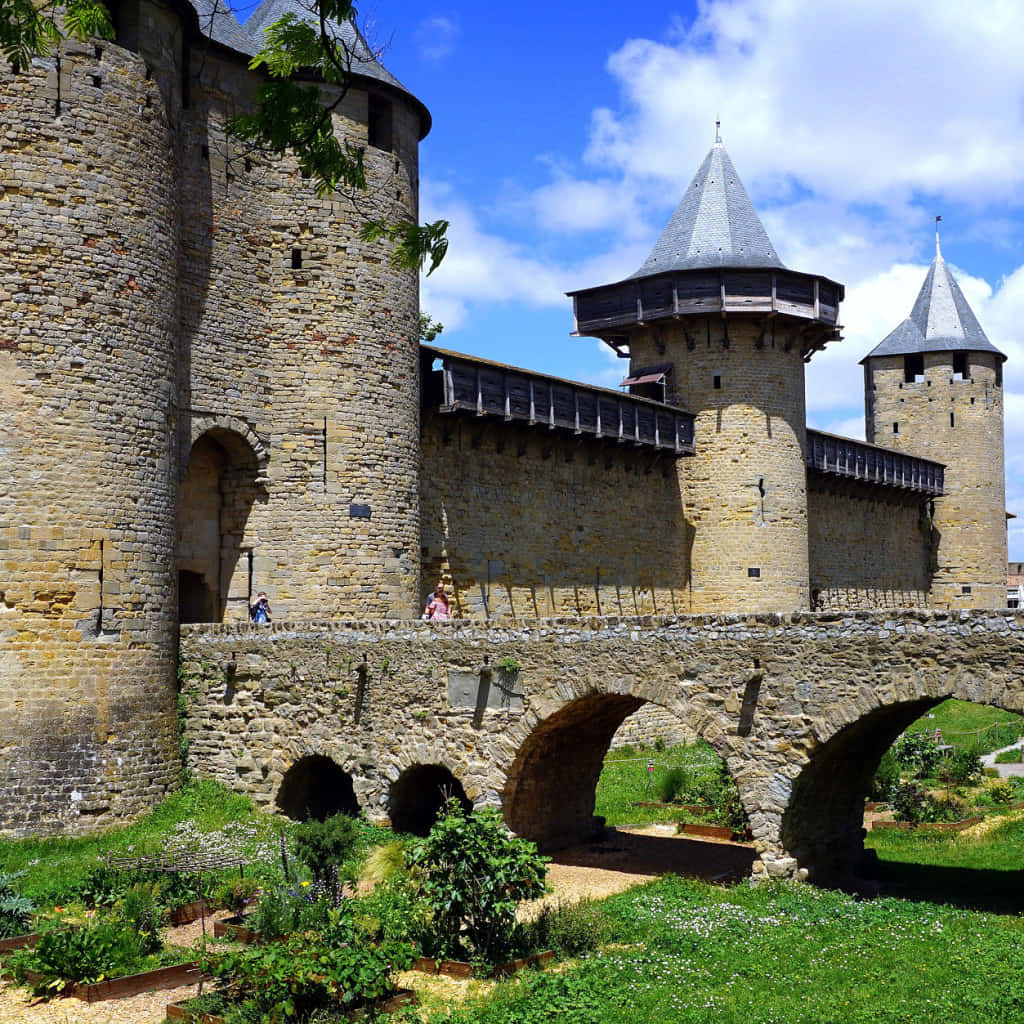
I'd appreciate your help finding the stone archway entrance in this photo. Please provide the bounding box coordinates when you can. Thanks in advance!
[177,426,263,623]
[277,755,360,821]
[388,764,472,835]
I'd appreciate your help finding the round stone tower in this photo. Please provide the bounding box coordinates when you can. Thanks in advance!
[568,134,844,612]
[862,232,1007,608]
[0,22,184,833]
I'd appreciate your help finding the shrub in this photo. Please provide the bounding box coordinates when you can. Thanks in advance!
[945,749,984,784]
[408,799,548,962]
[355,874,431,946]
[358,840,408,889]
[247,879,345,940]
[869,750,901,802]
[0,873,34,939]
[293,813,359,884]
[115,882,166,954]
[215,877,260,918]
[995,748,1023,765]
[656,767,691,803]
[528,899,615,957]
[892,732,944,779]
[990,779,1014,805]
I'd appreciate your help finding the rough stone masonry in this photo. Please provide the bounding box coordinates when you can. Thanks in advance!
[181,608,1024,884]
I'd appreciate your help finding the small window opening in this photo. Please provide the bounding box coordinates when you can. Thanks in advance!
[181,42,190,109]
[962,585,972,596]
[747,567,761,579]
[90,75,102,88]
[244,157,252,172]
[367,95,393,152]
[291,248,303,270]
[145,64,152,81]
[950,412,955,428]
[200,144,209,161]
[971,396,976,405]
[94,45,103,60]
[996,362,1003,387]
[903,353,924,383]
[893,422,899,434]
[300,166,311,179]
[953,352,968,380]
[712,374,722,390]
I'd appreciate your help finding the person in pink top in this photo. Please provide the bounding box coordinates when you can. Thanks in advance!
[423,582,451,621]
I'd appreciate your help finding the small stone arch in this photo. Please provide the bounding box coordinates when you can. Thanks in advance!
[388,764,472,836]
[178,420,267,623]
[276,755,360,821]
[502,693,649,850]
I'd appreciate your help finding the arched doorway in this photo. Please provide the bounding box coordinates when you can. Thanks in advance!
[276,755,360,821]
[177,427,261,623]
[388,764,472,836]
[503,693,645,850]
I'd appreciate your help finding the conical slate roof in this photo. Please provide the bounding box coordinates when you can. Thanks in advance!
[630,139,784,278]
[863,243,1004,361]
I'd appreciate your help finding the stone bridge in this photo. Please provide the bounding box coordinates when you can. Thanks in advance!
[180,609,1024,884]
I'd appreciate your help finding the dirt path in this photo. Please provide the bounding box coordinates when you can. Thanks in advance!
[0,828,754,1024]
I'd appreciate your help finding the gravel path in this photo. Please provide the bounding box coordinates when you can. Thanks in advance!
[0,828,754,1023]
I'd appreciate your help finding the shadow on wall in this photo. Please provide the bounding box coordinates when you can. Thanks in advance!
[388,764,472,835]
[277,755,360,821]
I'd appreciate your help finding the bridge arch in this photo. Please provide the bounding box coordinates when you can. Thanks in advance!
[388,763,472,835]
[276,754,360,821]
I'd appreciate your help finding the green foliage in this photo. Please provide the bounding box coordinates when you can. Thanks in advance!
[8,918,163,995]
[114,882,166,954]
[0,872,33,939]
[527,898,614,957]
[496,655,520,674]
[354,874,431,946]
[869,748,900,801]
[408,799,548,963]
[906,699,1024,755]
[0,0,112,73]
[995,747,1023,764]
[215,877,260,918]
[247,879,344,940]
[892,731,944,778]
[419,313,445,342]
[989,779,1014,804]
[891,781,966,824]
[655,766,690,803]
[946,748,984,783]
[293,813,359,883]
[205,923,413,1020]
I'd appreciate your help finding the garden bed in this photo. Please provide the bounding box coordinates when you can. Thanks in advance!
[678,823,749,841]
[169,898,211,927]
[0,931,40,954]
[412,950,555,979]
[212,915,263,944]
[871,816,983,832]
[635,802,716,813]
[20,960,200,1002]
[166,987,417,1022]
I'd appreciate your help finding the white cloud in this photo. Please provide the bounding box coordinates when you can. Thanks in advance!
[415,14,460,64]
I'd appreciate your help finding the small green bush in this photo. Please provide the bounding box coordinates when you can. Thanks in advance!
[247,880,343,940]
[990,779,1014,804]
[0,873,34,939]
[892,733,944,779]
[215,877,260,918]
[995,748,1023,765]
[293,814,359,884]
[945,749,984,784]
[529,899,614,957]
[656,767,691,803]
[115,882,166,954]
[355,874,430,946]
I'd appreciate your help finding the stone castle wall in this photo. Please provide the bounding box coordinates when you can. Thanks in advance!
[180,609,1024,882]
[419,415,691,618]
[629,321,811,613]
[807,480,932,609]
[0,7,424,834]
[866,351,1006,608]
[0,31,183,834]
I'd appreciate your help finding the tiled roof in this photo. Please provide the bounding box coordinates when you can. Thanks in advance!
[189,0,254,54]
[630,140,784,278]
[863,246,1005,361]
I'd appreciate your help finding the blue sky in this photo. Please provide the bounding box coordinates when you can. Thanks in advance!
[233,0,1024,558]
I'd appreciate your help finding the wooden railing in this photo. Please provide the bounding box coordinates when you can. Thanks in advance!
[423,347,695,455]
[806,430,944,495]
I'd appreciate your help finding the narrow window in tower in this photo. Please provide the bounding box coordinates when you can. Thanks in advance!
[747,567,761,579]
[962,585,972,596]
[90,75,102,88]
[953,352,968,380]
[950,412,955,428]
[904,354,924,383]
[996,362,1003,387]
[368,95,393,152]
[712,374,722,390]
[291,248,303,270]
[893,422,899,434]
[181,42,191,109]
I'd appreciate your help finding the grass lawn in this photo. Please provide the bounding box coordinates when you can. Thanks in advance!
[906,698,1023,754]
[426,874,1024,1024]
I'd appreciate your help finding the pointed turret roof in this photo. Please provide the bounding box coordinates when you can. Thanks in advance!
[864,238,1004,361]
[630,137,784,278]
